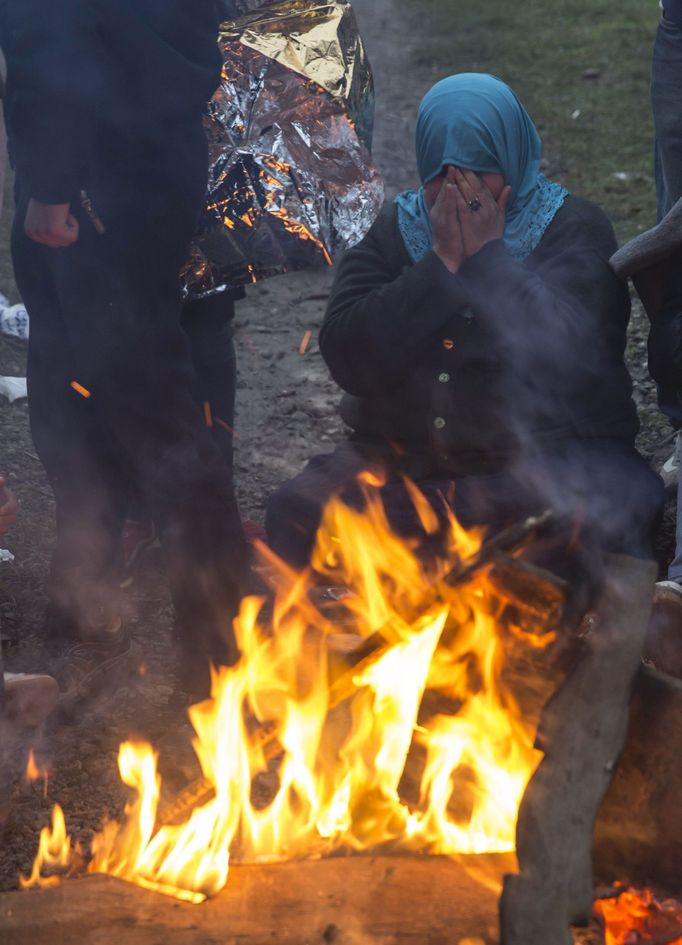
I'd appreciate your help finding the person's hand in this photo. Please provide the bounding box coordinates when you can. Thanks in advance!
[0,478,18,536]
[24,199,79,248]
[452,168,511,258]
[429,167,466,273]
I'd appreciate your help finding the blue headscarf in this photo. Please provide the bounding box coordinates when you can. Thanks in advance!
[396,73,568,263]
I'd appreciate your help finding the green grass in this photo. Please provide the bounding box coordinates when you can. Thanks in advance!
[401,0,660,242]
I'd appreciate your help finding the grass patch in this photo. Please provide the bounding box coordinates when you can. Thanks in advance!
[400,0,660,241]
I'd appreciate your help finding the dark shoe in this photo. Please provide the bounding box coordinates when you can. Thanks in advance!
[643,581,682,678]
[54,620,132,708]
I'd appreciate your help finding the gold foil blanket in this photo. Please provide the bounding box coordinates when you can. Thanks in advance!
[181,0,383,297]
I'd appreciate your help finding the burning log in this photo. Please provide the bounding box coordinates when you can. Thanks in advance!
[157,512,564,831]
[17,497,568,913]
[0,855,505,945]
[593,886,682,945]
[487,552,566,636]
[499,553,657,945]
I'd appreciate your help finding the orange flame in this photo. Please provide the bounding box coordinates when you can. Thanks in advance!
[25,750,49,797]
[24,485,544,902]
[595,888,682,945]
[25,750,41,783]
[20,805,80,889]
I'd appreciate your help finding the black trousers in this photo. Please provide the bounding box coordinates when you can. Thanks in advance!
[181,291,240,477]
[124,292,240,520]
[12,131,248,694]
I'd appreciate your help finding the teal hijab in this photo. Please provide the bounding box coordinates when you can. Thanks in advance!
[396,73,568,263]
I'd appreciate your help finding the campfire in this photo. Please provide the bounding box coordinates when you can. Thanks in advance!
[9,482,664,945]
[21,483,550,903]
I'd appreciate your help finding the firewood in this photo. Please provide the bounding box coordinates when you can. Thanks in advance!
[487,552,566,633]
[0,855,506,945]
[499,554,657,945]
[158,513,560,831]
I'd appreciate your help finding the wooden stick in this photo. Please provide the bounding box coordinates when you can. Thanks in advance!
[499,553,657,945]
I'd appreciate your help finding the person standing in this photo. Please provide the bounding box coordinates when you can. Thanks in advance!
[651,0,682,567]
[652,0,682,220]
[610,1,682,671]
[647,0,682,607]
[2,0,249,701]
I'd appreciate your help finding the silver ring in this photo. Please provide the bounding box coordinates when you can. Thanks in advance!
[468,197,482,212]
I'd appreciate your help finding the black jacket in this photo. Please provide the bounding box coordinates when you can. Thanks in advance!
[1,0,224,203]
[320,196,638,472]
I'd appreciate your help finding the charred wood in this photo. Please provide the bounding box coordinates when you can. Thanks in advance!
[499,553,657,945]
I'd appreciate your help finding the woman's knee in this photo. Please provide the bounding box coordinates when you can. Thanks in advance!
[265,476,323,568]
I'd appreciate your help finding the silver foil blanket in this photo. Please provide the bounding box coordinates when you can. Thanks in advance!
[181,0,384,297]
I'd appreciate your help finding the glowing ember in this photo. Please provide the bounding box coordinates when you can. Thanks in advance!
[298,329,312,355]
[595,888,682,945]
[69,381,91,399]
[24,485,546,903]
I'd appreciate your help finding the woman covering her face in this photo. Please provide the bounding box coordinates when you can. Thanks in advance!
[266,73,663,608]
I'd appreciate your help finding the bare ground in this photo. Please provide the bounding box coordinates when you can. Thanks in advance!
[0,0,675,930]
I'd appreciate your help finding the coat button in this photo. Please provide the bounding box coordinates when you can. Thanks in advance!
[442,338,454,350]
[438,372,450,383]
[433,416,446,430]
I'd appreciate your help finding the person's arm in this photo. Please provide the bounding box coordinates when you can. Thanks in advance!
[320,215,473,397]
[5,0,102,242]
[454,202,629,390]
[321,170,512,397]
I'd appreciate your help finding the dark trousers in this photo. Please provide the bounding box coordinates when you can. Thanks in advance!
[652,13,682,220]
[124,292,240,520]
[181,292,239,475]
[266,437,663,612]
[12,132,248,693]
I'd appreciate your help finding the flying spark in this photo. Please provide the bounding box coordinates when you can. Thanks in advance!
[299,330,312,355]
[70,381,91,399]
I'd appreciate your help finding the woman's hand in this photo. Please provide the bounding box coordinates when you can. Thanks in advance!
[429,167,466,273]
[453,168,511,258]
[24,199,79,248]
